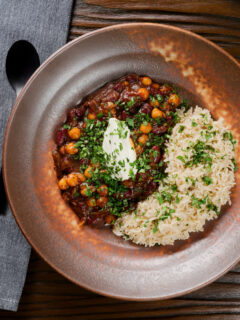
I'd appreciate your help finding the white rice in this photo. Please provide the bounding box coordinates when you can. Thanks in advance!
[113,106,237,246]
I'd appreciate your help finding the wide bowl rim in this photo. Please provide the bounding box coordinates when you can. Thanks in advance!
[2,22,240,301]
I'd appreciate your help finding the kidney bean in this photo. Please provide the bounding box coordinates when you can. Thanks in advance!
[123,189,134,199]
[126,74,139,83]
[152,125,168,135]
[113,81,124,92]
[151,146,161,163]
[101,88,120,103]
[120,89,138,102]
[136,172,149,183]
[121,110,127,121]
[123,188,142,199]
[141,103,152,114]
[75,105,86,118]
[166,115,172,122]
[159,85,172,95]
[152,145,160,151]
[79,158,89,166]
[86,214,105,227]
[55,128,67,146]
[145,181,157,196]
[149,86,160,96]
[67,108,77,123]
[129,104,140,114]
[131,83,140,91]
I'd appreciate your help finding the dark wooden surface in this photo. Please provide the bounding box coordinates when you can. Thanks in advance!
[1,0,240,319]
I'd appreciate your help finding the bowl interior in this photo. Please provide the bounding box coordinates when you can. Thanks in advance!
[3,23,240,300]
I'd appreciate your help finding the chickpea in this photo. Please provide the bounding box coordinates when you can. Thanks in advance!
[67,173,79,187]
[150,99,160,107]
[87,113,96,120]
[136,144,143,155]
[137,88,149,100]
[105,215,115,225]
[97,196,108,207]
[58,177,68,190]
[140,122,152,133]
[65,142,78,155]
[80,185,88,197]
[87,198,96,207]
[151,108,164,119]
[59,145,65,155]
[141,77,152,86]
[76,172,86,182]
[80,185,96,196]
[160,84,172,95]
[152,83,160,89]
[123,180,134,188]
[162,102,171,111]
[84,166,93,178]
[68,127,81,140]
[91,161,100,168]
[111,108,116,117]
[138,134,148,144]
[123,80,129,86]
[97,184,108,196]
[129,138,135,149]
[106,101,116,109]
[168,94,181,107]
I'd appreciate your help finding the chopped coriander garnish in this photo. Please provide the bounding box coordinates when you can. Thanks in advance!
[178,125,185,133]
[63,124,71,129]
[127,97,136,107]
[156,94,163,103]
[97,112,103,118]
[202,176,212,185]
[223,131,236,147]
[192,121,197,127]
[177,155,186,163]
[152,220,159,233]
[73,191,80,198]
[232,158,237,172]
[126,118,134,129]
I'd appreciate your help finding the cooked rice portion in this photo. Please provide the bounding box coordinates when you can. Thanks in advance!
[113,106,237,246]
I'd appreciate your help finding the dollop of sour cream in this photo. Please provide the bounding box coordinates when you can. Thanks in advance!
[102,118,137,181]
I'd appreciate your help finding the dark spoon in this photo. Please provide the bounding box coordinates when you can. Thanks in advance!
[2,41,40,212]
[6,40,40,96]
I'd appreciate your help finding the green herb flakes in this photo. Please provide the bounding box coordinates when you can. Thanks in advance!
[178,125,185,133]
[202,176,212,185]
[152,220,159,233]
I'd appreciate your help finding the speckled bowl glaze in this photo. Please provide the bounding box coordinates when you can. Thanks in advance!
[3,23,240,300]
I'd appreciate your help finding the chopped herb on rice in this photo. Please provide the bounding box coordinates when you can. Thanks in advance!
[113,106,237,246]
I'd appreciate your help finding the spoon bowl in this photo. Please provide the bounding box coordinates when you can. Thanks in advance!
[6,40,40,96]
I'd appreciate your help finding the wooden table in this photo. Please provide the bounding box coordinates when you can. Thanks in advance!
[1,1,240,319]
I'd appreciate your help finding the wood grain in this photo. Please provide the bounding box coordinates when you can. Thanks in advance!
[85,0,240,18]
[0,0,239,319]
[0,251,239,320]
[69,0,240,61]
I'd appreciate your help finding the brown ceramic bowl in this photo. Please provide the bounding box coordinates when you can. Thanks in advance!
[3,23,240,300]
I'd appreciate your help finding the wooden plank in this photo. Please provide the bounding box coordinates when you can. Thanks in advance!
[68,0,240,61]
[84,0,240,18]
[0,252,239,319]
